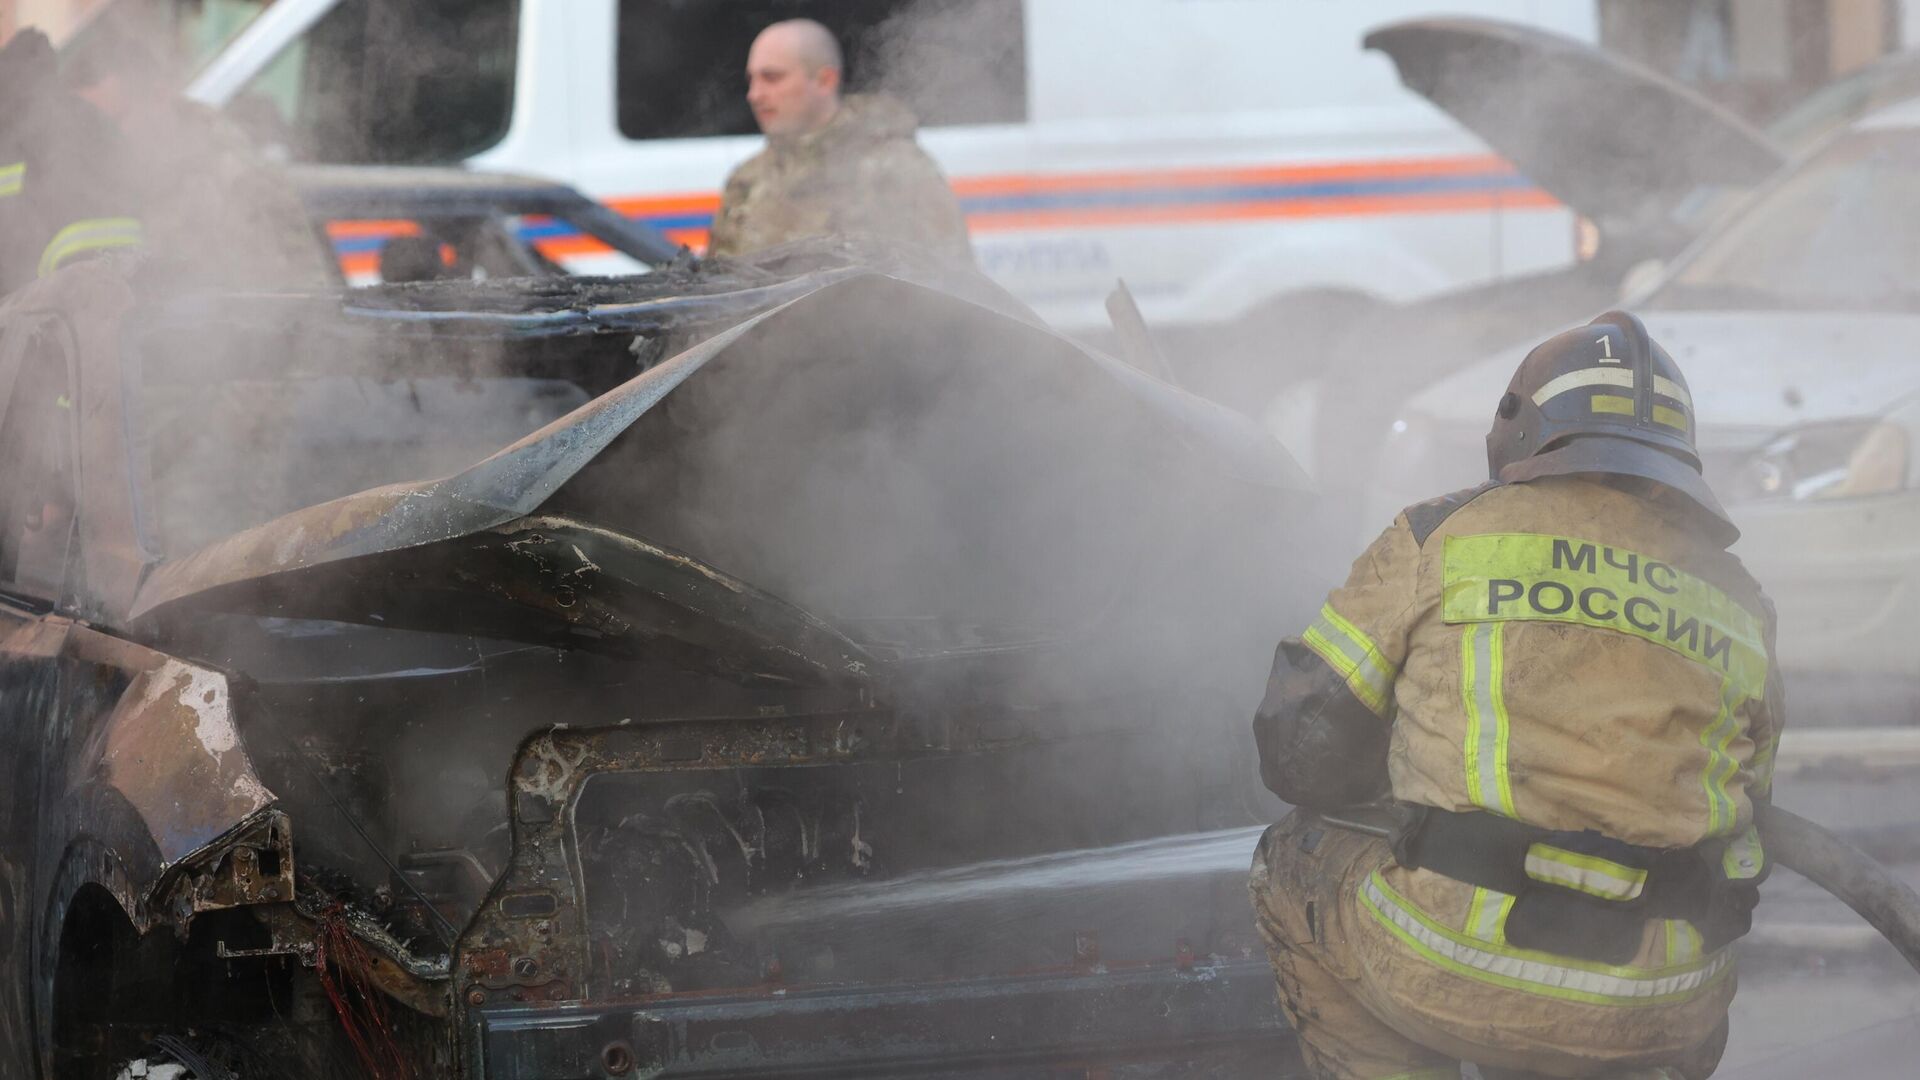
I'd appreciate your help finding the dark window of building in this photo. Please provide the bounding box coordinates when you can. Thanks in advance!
[232,0,519,165]
[616,0,1026,141]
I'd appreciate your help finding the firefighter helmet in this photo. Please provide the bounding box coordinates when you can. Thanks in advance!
[1487,310,1734,537]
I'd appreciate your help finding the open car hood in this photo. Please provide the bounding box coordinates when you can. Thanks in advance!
[130,273,1313,687]
[1365,17,1784,225]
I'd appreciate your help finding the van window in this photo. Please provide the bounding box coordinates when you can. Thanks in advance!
[231,0,518,165]
[60,0,279,88]
[0,328,78,601]
[616,0,1025,140]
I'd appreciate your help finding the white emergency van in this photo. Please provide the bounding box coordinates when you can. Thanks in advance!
[96,0,1593,335]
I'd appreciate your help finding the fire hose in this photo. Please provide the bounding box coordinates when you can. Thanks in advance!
[1761,804,1920,975]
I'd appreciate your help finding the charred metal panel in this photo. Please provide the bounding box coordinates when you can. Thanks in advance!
[0,607,69,1067]
[459,713,1017,1009]
[163,811,295,915]
[138,516,876,690]
[75,644,274,870]
[471,957,1296,1078]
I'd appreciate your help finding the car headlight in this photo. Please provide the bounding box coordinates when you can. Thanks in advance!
[1732,420,1909,502]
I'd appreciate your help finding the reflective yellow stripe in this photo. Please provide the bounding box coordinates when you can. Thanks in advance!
[1698,677,1746,836]
[1591,393,1636,416]
[1460,622,1515,817]
[1301,602,1397,718]
[1465,885,1511,943]
[1524,842,1648,901]
[0,162,22,198]
[1721,825,1765,881]
[1750,730,1778,791]
[1664,920,1704,966]
[1652,404,1690,431]
[1360,871,1731,1007]
[38,216,143,278]
[1441,533,1768,700]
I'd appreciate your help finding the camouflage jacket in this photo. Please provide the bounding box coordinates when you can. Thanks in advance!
[708,94,972,264]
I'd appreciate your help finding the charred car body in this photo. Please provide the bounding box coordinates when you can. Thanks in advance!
[0,246,1319,1077]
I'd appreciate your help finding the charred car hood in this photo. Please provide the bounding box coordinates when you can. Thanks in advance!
[1365,17,1784,225]
[130,273,1310,686]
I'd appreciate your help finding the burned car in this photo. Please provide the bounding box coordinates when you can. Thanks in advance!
[291,166,685,286]
[0,246,1320,1077]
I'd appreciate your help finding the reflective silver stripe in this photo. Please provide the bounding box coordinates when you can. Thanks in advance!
[1652,374,1693,409]
[1531,367,1634,406]
[1466,886,1510,942]
[1302,604,1396,718]
[1361,874,1730,1004]
[1524,843,1647,901]
[1461,622,1514,816]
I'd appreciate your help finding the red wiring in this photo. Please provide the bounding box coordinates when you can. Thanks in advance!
[313,904,416,1080]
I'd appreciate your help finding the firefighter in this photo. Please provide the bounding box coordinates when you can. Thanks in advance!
[0,20,327,296]
[61,17,331,289]
[707,18,973,263]
[1250,311,1782,1079]
[0,28,144,295]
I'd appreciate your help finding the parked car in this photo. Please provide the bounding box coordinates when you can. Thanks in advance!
[290,165,683,286]
[1272,21,1920,518]
[1359,96,1920,722]
[0,243,1318,1077]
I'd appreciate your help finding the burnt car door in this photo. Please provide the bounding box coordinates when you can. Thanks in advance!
[0,272,290,1079]
[0,311,78,1071]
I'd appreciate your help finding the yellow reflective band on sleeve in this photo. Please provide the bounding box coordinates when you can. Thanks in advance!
[0,162,23,198]
[1721,825,1765,881]
[1359,871,1732,1007]
[1460,623,1516,817]
[1301,603,1397,719]
[1591,393,1636,416]
[1441,533,1768,700]
[1524,842,1648,901]
[38,216,144,278]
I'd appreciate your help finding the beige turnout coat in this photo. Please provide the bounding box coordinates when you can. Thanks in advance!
[1250,474,1784,1078]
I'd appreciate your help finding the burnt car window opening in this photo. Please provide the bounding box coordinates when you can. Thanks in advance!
[139,353,590,556]
[233,0,519,164]
[0,327,78,600]
[615,0,1026,140]
[1654,132,1920,313]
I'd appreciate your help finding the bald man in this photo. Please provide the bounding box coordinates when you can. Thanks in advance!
[707,19,973,263]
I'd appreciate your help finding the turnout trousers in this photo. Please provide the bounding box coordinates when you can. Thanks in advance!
[1249,811,1733,1080]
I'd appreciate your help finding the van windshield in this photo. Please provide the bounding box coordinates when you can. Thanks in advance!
[229,0,518,165]
[60,0,278,87]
